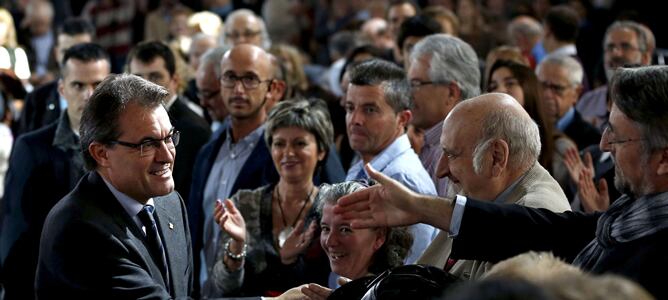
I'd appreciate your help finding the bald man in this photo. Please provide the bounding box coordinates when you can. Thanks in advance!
[222,9,270,49]
[417,93,570,279]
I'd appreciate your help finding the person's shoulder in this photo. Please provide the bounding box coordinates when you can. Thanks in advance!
[13,122,58,152]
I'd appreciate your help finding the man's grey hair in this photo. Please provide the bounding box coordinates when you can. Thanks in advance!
[507,16,543,41]
[409,34,480,100]
[349,59,412,113]
[222,9,271,49]
[80,74,169,170]
[472,105,541,174]
[199,46,230,78]
[536,53,583,86]
[605,21,651,53]
[611,66,668,155]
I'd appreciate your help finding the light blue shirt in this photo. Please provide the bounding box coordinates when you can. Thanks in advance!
[556,106,576,132]
[101,173,155,234]
[346,134,438,263]
[200,124,265,286]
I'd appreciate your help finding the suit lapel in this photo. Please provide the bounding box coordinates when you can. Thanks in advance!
[154,193,184,295]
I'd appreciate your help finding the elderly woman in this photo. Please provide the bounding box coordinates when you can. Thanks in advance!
[208,98,334,297]
[273,181,413,300]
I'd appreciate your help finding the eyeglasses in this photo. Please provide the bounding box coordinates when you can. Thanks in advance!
[108,130,180,157]
[409,79,448,88]
[604,43,643,54]
[225,30,261,40]
[602,125,645,146]
[197,89,220,101]
[220,73,273,90]
[540,81,572,96]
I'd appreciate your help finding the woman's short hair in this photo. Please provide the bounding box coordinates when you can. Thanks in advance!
[316,181,413,275]
[264,98,334,157]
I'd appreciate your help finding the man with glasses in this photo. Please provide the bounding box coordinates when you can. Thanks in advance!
[0,43,110,300]
[536,53,600,150]
[577,21,654,131]
[335,65,668,299]
[222,9,271,49]
[126,41,211,204]
[35,73,193,298]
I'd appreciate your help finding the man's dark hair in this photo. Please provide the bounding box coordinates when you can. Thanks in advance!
[349,59,412,112]
[396,15,442,51]
[127,40,176,76]
[58,17,95,38]
[61,43,110,74]
[80,74,170,170]
[611,66,668,154]
[544,5,579,43]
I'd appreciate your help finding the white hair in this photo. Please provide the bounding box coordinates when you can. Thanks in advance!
[536,53,583,86]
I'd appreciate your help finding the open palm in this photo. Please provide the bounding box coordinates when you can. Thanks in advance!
[214,199,247,242]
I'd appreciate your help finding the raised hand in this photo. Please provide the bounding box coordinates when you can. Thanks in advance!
[300,283,332,300]
[214,199,246,243]
[279,220,317,265]
[578,170,610,212]
[564,146,594,183]
[335,164,426,229]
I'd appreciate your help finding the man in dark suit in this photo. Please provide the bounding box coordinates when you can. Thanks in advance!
[0,43,110,300]
[188,44,344,296]
[127,41,211,203]
[335,66,668,299]
[536,53,600,150]
[35,73,193,299]
[16,18,95,137]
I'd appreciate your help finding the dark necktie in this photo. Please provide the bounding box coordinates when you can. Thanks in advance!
[138,205,170,290]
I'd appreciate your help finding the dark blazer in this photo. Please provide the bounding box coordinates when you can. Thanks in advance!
[187,124,345,293]
[562,109,601,150]
[451,199,668,299]
[169,96,211,203]
[15,80,61,137]
[35,171,194,299]
[0,115,85,300]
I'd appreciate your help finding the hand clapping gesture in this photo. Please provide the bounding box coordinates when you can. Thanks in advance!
[214,199,246,244]
[279,220,317,265]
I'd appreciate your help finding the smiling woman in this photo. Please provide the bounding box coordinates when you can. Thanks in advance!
[208,98,335,297]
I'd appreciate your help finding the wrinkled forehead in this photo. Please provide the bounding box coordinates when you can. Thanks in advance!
[228,15,261,32]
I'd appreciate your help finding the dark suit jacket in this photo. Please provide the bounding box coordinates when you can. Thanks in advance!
[169,96,211,203]
[451,199,668,299]
[562,109,601,150]
[15,80,61,137]
[0,114,85,300]
[35,172,194,299]
[187,124,345,294]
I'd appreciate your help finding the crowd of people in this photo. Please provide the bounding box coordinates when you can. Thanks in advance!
[0,0,665,299]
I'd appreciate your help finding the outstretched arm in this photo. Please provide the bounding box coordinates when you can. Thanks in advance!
[334,164,455,231]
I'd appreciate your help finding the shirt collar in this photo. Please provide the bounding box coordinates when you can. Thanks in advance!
[493,170,529,204]
[100,172,155,222]
[556,106,576,132]
[53,111,80,151]
[551,44,577,57]
[367,134,412,172]
[164,95,178,110]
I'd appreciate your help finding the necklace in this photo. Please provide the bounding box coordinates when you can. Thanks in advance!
[275,185,315,248]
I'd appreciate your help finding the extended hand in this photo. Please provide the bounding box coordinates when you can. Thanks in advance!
[279,220,317,265]
[578,170,610,212]
[564,147,594,183]
[300,283,332,300]
[214,199,246,243]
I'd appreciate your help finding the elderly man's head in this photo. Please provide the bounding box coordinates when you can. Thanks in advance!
[223,9,270,49]
[602,66,668,197]
[437,93,541,200]
[408,34,480,131]
[196,46,228,122]
[603,21,654,81]
[536,54,583,122]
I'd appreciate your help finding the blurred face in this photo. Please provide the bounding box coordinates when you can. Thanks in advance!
[130,57,178,96]
[219,48,273,121]
[600,104,656,197]
[97,104,176,203]
[436,114,492,199]
[345,84,408,162]
[58,59,110,127]
[401,36,422,68]
[387,3,416,38]
[488,67,525,106]
[188,37,216,71]
[537,63,579,122]
[196,62,227,121]
[408,55,456,130]
[320,203,385,280]
[270,126,325,183]
[55,33,92,65]
[225,15,263,47]
[604,28,649,81]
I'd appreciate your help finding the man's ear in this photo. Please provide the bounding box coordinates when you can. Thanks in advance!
[89,142,111,168]
[490,139,509,177]
[373,228,387,251]
[448,82,462,101]
[656,148,668,176]
[397,109,412,129]
[57,78,65,97]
